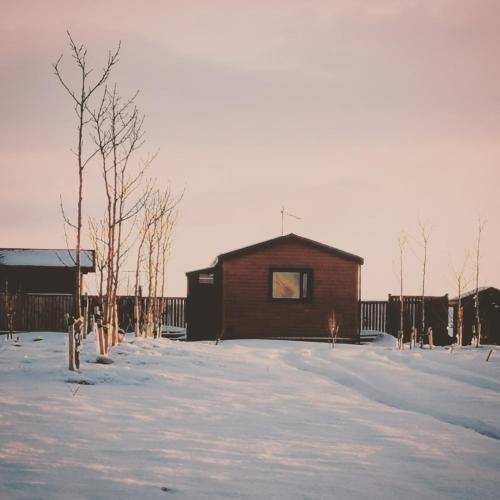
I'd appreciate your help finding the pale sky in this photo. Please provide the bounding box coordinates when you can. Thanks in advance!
[1,0,499,298]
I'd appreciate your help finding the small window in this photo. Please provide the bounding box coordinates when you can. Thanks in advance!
[271,269,311,300]
[199,273,214,285]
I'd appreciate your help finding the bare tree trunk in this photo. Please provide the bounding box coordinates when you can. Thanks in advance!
[146,236,154,338]
[68,317,76,371]
[411,327,417,349]
[397,232,407,350]
[134,244,144,337]
[153,225,162,338]
[419,222,430,349]
[452,251,469,347]
[95,308,106,356]
[474,218,485,347]
[329,311,339,350]
[457,292,463,347]
[82,292,88,339]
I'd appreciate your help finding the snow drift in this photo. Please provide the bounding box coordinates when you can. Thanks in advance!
[0,333,499,499]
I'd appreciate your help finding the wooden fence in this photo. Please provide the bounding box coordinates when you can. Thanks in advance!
[360,301,387,332]
[0,293,73,332]
[386,295,450,345]
[161,297,186,328]
[0,293,186,333]
[360,297,451,346]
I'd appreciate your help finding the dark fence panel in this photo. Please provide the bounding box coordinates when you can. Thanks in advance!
[1,293,186,333]
[94,296,187,331]
[0,293,73,332]
[25,294,73,331]
[386,295,450,345]
[360,301,387,332]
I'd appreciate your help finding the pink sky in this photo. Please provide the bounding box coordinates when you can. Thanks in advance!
[1,0,499,298]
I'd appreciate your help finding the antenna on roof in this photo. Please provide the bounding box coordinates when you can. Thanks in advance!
[281,206,301,235]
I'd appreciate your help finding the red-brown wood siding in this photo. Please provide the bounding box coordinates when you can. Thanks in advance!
[222,240,361,339]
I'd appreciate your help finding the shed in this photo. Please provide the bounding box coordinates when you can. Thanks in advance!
[450,287,500,345]
[186,234,363,342]
[0,248,95,294]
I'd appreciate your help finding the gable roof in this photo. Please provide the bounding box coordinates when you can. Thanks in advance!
[213,233,364,265]
[0,249,95,271]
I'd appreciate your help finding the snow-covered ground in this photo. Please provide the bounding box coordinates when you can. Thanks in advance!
[0,333,499,500]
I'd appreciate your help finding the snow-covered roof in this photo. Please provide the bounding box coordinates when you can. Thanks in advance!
[0,249,95,270]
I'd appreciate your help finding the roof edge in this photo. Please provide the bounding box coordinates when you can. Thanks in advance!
[0,247,95,252]
[215,233,364,265]
[185,266,216,276]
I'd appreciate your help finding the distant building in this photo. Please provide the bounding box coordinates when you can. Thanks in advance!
[450,287,500,345]
[0,248,95,294]
[185,233,363,342]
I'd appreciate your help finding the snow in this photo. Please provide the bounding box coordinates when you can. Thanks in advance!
[0,333,499,499]
[0,249,94,268]
[370,332,397,347]
[161,325,187,340]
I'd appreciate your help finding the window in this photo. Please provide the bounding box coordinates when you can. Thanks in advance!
[271,269,312,301]
[199,273,214,285]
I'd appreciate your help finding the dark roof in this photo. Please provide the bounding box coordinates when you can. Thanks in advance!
[451,286,499,301]
[201,234,363,270]
[186,266,216,276]
[0,248,95,272]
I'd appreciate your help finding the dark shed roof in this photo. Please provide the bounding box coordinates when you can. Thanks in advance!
[186,234,363,275]
[450,286,500,302]
[0,248,95,272]
[186,266,216,276]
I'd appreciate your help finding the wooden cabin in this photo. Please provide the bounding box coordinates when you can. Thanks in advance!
[0,248,95,294]
[186,234,363,342]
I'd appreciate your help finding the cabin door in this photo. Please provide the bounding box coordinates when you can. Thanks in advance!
[187,273,220,341]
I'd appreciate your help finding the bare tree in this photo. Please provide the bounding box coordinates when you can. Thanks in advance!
[159,209,178,313]
[328,310,340,350]
[134,189,168,336]
[473,217,486,347]
[89,85,153,354]
[154,207,178,337]
[144,196,165,339]
[89,217,107,302]
[53,32,120,370]
[88,217,108,353]
[418,221,431,349]
[133,188,181,338]
[451,251,471,347]
[397,232,408,350]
